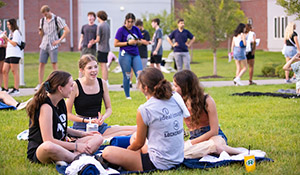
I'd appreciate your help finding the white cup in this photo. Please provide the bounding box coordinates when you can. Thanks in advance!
[86,123,98,132]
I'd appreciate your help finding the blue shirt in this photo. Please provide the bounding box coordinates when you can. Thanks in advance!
[168,29,194,52]
[115,26,143,56]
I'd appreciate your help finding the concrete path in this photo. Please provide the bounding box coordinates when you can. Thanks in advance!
[12,79,288,97]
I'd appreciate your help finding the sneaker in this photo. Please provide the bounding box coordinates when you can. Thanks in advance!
[291,77,297,82]
[1,88,8,92]
[126,97,132,100]
[121,83,132,88]
[16,97,33,110]
[9,88,20,95]
[233,77,244,86]
[34,84,41,91]
[249,80,257,85]
[285,79,292,83]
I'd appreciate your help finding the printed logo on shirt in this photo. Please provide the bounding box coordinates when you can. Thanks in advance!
[57,113,66,139]
[159,108,183,121]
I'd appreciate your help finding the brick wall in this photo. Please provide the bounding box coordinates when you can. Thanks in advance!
[0,0,78,52]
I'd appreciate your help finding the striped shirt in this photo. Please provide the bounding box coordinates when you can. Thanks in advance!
[39,13,67,50]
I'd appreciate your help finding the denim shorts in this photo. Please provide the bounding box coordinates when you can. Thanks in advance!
[284,46,297,58]
[189,126,228,144]
[73,121,111,134]
[39,46,58,63]
[233,47,246,60]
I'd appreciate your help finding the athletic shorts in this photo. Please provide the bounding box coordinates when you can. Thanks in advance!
[39,47,58,63]
[141,153,157,171]
[189,126,228,144]
[0,47,5,61]
[81,47,96,57]
[97,51,108,63]
[28,151,41,164]
[246,52,255,60]
[5,57,21,64]
[150,54,162,64]
[73,121,111,134]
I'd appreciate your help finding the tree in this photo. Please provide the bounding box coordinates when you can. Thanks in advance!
[277,0,300,20]
[0,0,6,8]
[141,10,177,41]
[180,0,246,76]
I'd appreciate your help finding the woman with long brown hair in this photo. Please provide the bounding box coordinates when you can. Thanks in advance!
[173,70,246,157]
[27,71,102,164]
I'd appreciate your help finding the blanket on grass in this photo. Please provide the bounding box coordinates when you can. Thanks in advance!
[56,136,273,175]
[232,91,300,99]
[0,101,16,110]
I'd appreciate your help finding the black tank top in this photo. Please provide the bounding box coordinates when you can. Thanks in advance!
[74,78,103,117]
[27,97,68,160]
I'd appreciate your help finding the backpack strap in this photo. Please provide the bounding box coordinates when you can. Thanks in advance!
[41,17,44,30]
[203,94,209,115]
[54,16,59,33]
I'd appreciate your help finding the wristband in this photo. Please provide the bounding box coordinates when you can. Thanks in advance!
[127,41,129,46]
[82,118,85,123]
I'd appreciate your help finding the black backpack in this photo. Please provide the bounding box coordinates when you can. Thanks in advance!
[41,16,62,38]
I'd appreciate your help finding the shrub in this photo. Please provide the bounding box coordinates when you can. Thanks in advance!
[262,65,276,77]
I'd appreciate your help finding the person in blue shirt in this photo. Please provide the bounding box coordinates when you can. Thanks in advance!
[167,19,195,71]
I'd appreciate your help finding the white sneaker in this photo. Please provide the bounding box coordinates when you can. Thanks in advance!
[17,97,33,110]
[9,88,20,95]
[234,77,244,86]
[126,97,132,100]
[34,84,41,91]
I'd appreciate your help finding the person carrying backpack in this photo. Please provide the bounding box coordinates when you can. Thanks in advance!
[35,5,70,91]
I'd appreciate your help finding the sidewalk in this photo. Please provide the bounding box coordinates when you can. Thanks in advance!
[13,79,287,97]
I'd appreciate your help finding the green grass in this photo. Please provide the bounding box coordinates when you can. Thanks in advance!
[0,50,299,174]
[5,49,286,88]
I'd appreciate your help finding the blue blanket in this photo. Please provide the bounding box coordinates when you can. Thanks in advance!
[0,102,16,110]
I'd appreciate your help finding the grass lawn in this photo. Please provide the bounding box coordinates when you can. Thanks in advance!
[5,49,286,88]
[0,50,299,174]
[0,84,299,174]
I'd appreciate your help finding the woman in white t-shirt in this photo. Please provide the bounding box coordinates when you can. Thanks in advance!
[231,23,247,86]
[102,67,189,171]
[2,19,22,95]
[245,24,257,85]
[0,21,7,91]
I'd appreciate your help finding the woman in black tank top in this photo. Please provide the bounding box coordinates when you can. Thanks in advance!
[26,71,103,164]
[66,54,136,138]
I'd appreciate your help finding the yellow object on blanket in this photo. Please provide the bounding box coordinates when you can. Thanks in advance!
[184,139,217,159]
[244,154,256,172]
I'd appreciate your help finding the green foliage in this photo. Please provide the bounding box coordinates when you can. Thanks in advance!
[0,0,6,8]
[141,10,177,39]
[262,64,277,77]
[179,0,247,47]
[277,0,300,20]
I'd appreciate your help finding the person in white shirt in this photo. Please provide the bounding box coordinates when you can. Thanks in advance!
[1,19,22,95]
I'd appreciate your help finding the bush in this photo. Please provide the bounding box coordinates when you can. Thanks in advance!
[262,65,276,77]
[275,64,294,78]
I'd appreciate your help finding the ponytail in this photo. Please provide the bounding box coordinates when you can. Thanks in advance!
[153,79,172,100]
[26,71,71,127]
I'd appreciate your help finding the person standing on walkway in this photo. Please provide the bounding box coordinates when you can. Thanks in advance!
[1,19,22,95]
[0,21,6,91]
[245,24,257,85]
[167,19,195,71]
[90,11,110,86]
[283,22,300,83]
[231,23,247,86]
[114,13,143,99]
[136,19,150,70]
[35,5,70,91]
[78,12,97,57]
[150,18,163,70]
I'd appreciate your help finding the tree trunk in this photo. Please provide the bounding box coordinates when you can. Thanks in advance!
[213,48,217,76]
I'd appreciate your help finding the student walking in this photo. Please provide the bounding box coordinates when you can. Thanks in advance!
[245,24,257,85]
[167,19,195,71]
[35,5,70,91]
[78,12,97,57]
[150,18,163,70]
[136,19,150,69]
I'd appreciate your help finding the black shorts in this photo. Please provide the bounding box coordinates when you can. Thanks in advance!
[5,57,21,64]
[150,54,162,64]
[28,151,41,164]
[97,51,108,63]
[141,153,157,171]
[246,52,255,60]
[0,48,5,61]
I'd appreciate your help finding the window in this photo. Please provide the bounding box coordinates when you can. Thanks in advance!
[274,16,288,38]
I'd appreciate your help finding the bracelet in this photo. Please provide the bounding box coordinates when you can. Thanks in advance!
[75,142,77,152]
[127,41,129,46]
[82,118,85,123]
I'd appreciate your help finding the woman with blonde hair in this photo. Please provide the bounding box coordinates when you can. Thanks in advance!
[284,22,300,83]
